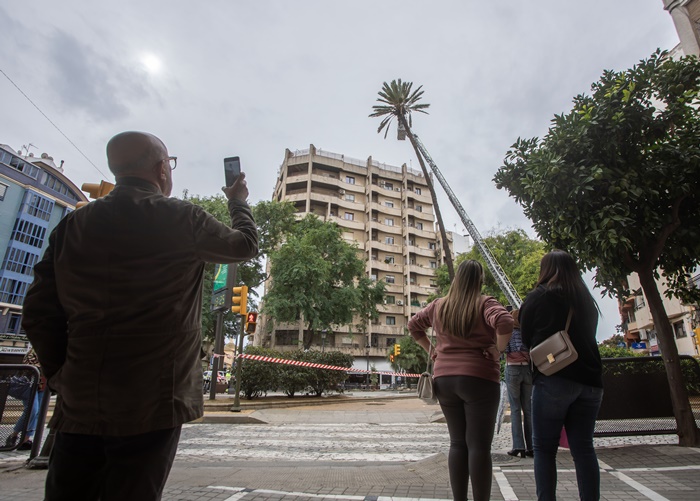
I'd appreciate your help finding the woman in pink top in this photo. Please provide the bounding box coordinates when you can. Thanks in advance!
[408,260,513,501]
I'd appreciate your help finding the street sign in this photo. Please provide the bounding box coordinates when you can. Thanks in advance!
[631,342,647,349]
[213,264,228,293]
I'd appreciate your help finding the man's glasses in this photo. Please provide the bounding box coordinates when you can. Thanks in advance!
[166,156,177,170]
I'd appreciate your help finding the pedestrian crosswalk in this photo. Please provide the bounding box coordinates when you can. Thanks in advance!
[177,422,450,462]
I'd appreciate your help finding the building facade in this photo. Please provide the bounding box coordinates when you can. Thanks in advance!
[256,145,453,380]
[663,0,700,56]
[0,144,88,359]
[619,271,699,357]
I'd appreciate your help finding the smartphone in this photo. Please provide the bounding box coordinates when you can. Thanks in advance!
[224,157,241,187]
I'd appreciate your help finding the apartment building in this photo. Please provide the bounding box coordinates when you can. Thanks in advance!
[619,271,699,357]
[0,144,87,361]
[663,0,700,56]
[257,144,452,379]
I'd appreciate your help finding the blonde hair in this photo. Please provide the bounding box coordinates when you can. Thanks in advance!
[437,260,484,338]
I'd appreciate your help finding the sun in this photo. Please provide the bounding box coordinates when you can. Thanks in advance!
[141,53,162,74]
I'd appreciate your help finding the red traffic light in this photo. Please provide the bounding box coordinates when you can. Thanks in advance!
[245,312,258,334]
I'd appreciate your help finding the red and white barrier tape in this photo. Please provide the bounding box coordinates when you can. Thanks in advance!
[237,353,421,378]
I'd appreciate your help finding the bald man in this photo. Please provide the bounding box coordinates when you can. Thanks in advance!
[23,131,258,501]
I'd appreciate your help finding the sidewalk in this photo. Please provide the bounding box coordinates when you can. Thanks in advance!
[1,393,699,500]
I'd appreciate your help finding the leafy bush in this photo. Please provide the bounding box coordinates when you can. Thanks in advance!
[240,346,282,399]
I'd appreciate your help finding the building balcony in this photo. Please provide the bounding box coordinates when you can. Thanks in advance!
[383,283,404,294]
[370,201,402,217]
[374,222,402,235]
[328,215,365,231]
[408,284,435,296]
[370,324,405,335]
[370,260,403,273]
[405,207,435,222]
[407,264,437,276]
[408,245,437,258]
[406,226,436,239]
[380,303,405,314]
[406,190,432,204]
[367,240,402,253]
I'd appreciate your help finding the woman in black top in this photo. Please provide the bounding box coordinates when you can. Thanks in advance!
[519,250,603,501]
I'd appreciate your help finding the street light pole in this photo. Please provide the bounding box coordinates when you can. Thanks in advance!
[365,344,370,387]
[321,329,327,353]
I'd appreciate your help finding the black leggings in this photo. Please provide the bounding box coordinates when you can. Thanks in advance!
[434,375,500,501]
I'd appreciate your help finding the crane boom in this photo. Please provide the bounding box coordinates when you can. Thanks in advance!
[412,135,522,308]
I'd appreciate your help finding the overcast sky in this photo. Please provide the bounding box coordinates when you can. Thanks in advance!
[0,1,681,340]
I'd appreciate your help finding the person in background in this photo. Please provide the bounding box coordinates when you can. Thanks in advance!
[408,260,513,501]
[22,131,258,501]
[5,346,46,451]
[505,308,533,458]
[519,249,603,501]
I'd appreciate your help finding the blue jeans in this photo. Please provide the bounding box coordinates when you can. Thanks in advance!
[532,375,604,501]
[506,364,533,451]
[10,379,42,438]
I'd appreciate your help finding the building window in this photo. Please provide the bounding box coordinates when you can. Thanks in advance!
[385,256,395,264]
[416,222,423,230]
[0,277,30,305]
[384,201,394,208]
[674,321,687,339]
[11,220,47,248]
[386,337,396,347]
[429,242,436,250]
[384,218,394,226]
[3,247,39,276]
[0,182,8,201]
[344,212,354,221]
[385,275,395,284]
[385,296,396,304]
[23,192,54,221]
[430,279,437,286]
[7,313,23,334]
[415,205,422,212]
[415,187,421,195]
[384,182,393,190]
[386,316,396,325]
[370,273,377,281]
[430,261,437,269]
[385,236,394,245]
[345,176,355,185]
[345,194,355,202]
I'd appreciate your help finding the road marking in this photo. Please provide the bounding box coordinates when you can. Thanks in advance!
[621,465,700,472]
[209,485,368,500]
[608,472,670,501]
[493,467,519,501]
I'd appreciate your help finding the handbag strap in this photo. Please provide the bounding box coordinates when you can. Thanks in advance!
[425,330,434,374]
[564,308,573,332]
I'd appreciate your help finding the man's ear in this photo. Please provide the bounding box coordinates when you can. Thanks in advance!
[155,159,167,180]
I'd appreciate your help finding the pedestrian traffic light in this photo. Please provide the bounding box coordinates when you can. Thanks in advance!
[389,354,395,363]
[76,180,115,208]
[394,344,401,356]
[245,312,258,333]
[231,285,248,315]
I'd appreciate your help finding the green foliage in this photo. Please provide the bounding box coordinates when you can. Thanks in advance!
[598,345,641,358]
[181,194,296,341]
[599,334,626,349]
[493,50,700,303]
[369,79,430,139]
[263,215,386,348]
[434,228,545,305]
[239,347,354,399]
[388,336,430,376]
[239,346,282,399]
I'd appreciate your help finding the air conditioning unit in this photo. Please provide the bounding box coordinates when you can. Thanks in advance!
[395,187,401,192]
[338,189,345,195]
[421,301,427,307]
[396,300,404,306]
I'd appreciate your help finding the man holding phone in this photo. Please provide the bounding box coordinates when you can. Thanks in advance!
[22,131,258,501]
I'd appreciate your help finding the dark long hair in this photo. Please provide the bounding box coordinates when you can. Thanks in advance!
[437,260,484,338]
[536,249,600,315]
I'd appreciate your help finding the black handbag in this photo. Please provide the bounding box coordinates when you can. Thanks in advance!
[530,309,577,376]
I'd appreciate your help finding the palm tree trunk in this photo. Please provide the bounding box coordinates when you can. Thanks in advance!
[637,266,700,446]
[398,115,455,282]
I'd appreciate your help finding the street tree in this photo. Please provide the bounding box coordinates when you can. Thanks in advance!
[433,229,545,307]
[493,50,700,445]
[388,335,429,377]
[370,79,455,282]
[263,214,386,349]
[183,192,296,341]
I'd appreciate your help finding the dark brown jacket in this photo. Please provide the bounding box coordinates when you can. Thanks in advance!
[22,177,258,436]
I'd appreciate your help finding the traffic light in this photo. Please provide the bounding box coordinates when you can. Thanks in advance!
[394,344,401,357]
[245,312,258,333]
[76,180,115,208]
[231,285,248,315]
[389,354,395,363]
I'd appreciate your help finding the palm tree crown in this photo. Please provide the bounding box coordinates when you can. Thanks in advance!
[370,79,430,138]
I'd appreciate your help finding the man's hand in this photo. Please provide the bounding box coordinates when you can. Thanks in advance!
[222,172,249,201]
